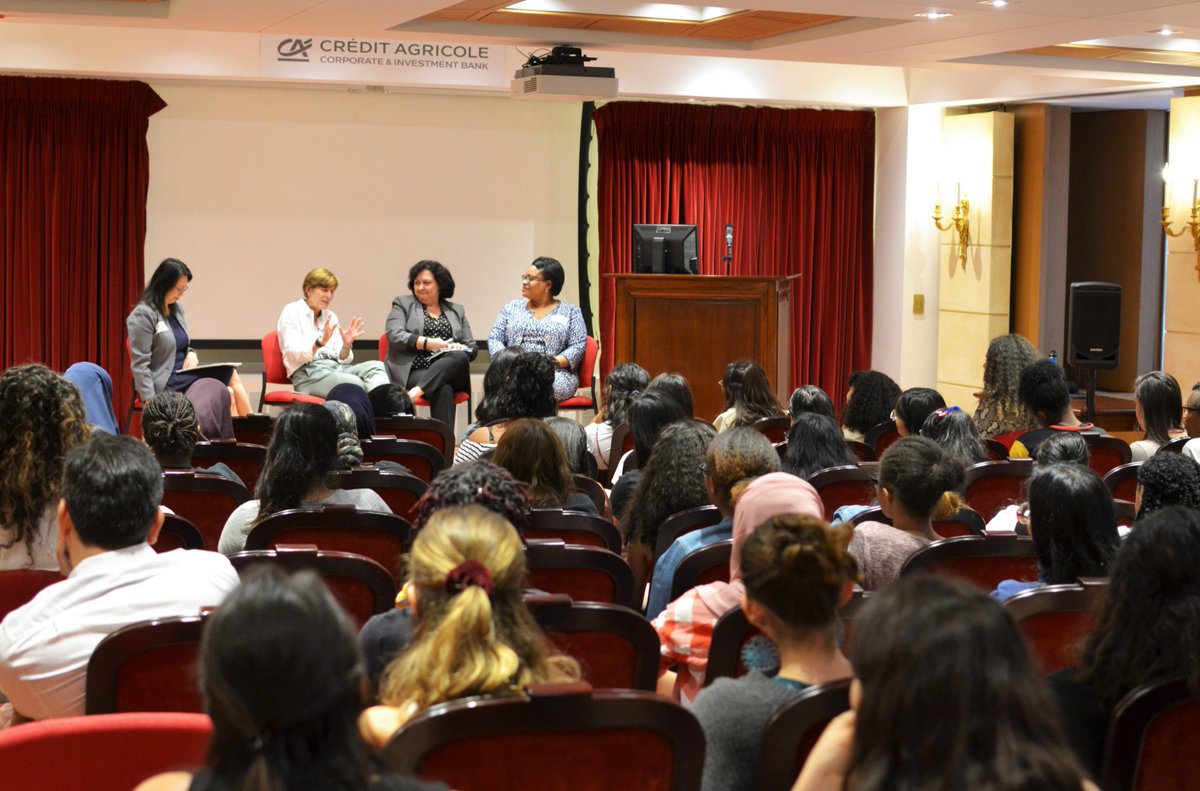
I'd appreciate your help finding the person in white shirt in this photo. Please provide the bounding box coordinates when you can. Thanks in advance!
[0,434,239,726]
[277,267,405,415]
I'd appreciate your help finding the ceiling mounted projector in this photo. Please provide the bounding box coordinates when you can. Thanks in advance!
[512,45,618,100]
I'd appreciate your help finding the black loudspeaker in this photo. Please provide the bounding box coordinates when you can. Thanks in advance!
[1067,282,1121,369]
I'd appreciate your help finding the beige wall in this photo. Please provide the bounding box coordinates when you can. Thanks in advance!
[144,84,582,342]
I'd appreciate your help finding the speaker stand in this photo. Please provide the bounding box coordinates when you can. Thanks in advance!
[1082,367,1098,425]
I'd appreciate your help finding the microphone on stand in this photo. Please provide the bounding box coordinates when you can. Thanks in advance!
[723,223,734,276]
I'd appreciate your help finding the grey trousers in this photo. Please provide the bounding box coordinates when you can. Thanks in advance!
[290,358,390,398]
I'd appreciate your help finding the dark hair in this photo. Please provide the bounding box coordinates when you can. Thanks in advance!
[1026,464,1119,584]
[254,405,339,527]
[492,352,557,420]
[982,334,1040,424]
[625,389,689,463]
[493,419,577,508]
[842,370,900,436]
[919,407,987,466]
[1078,506,1200,709]
[0,364,89,563]
[720,360,784,426]
[63,434,163,550]
[411,461,528,534]
[545,416,590,476]
[1018,359,1071,426]
[623,421,715,549]
[706,427,781,505]
[848,575,1085,791]
[1135,371,1183,446]
[877,436,964,520]
[476,346,524,424]
[783,413,855,480]
[740,514,857,636]
[602,363,650,427]
[139,257,193,315]
[142,391,200,465]
[407,260,456,301]
[531,256,565,297]
[894,387,945,436]
[1136,452,1200,519]
[1034,432,1089,467]
[646,372,694,417]
[193,567,380,791]
[787,385,835,422]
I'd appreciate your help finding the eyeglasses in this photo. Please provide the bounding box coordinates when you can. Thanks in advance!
[1185,406,1200,413]
[520,275,546,284]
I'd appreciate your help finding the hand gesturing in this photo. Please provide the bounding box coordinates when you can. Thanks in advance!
[339,316,366,346]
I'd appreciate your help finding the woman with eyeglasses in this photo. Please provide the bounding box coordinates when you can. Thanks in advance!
[487,257,587,402]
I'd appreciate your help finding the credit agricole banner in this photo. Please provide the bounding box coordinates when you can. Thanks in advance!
[260,35,507,88]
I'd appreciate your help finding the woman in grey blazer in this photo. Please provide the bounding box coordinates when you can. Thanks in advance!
[384,261,477,431]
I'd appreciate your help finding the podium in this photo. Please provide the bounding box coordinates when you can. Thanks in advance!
[608,274,794,422]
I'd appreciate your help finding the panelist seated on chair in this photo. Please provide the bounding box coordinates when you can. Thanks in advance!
[142,392,244,487]
[277,267,408,416]
[384,260,476,432]
[0,435,238,726]
[218,405,390,555]
[487,256,587,402]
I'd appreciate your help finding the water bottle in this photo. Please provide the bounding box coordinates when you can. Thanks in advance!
[1049,350,1058,366]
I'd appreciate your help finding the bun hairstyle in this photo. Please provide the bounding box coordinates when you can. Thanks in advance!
[739,514,857,635]
[142,391,201,461]
[379,506,578,711]
[877,436,965,520]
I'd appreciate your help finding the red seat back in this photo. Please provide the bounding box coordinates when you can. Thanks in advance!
[85,615,208,715]
[526,595,659,691]
[808,465,876,520]
[524,540,635,608]
[0,569,65,622]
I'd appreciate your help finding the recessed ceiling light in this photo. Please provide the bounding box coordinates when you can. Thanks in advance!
[506,2,742,22]
[1154,27,1176,36]
[913,11,953,19]
[978,0,1009,6]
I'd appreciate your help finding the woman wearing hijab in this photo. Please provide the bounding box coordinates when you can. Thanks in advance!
[63,362,119,435]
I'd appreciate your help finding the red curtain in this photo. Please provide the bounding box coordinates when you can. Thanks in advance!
[592,102,874,406]
[0,76,165,421]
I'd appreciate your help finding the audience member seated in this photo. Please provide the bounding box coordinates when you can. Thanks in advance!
[360,506,580,746]
[781,413,856,480]
[1134,451,1200,521]
[585,362,648,471]
[0,434,238,725]
[973,333,1040,442]
[993,464,1119,601]
[461,345,522,438]
[622,420,716,597]
[985,432,1089,533]
[793,575,1095,791]
[327,380,404,441]
[492,419,596,514]
[323,396,408,475]
[357,463,529,695]
[0,364,89,571]
[646,371,695,417]
[713,360,786,433]
[1050,506,1200,777]
[134,567,446,791]
[218,405,390,555]
[653,473,823,703]
[1129,371,1186,461]
[453,352,556,465]
[694,513,856,791]
[545,416,592,476]
[787,384,836,423]
[848,437,964,591]
[920,406,988,466]
[646,427,781,619]
[62,362,119,435]
[892,387,945,438]
[609,388,690,519]
[1010,360,1105,459]
[841,370,899,443]
[142,392,244,486]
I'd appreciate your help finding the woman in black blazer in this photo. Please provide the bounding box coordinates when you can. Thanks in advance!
[384,260,476,431]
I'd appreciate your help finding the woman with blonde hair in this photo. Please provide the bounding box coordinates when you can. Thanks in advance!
[361,506,579,746]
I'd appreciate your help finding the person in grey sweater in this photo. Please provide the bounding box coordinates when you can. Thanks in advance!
[692,513,857,791]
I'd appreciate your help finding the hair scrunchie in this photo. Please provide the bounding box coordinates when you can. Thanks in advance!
[444,560,495,596]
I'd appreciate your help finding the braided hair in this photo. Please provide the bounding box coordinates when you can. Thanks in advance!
[142,391,201,465]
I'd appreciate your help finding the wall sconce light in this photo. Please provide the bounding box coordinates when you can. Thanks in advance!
[1161,167,1200,280]
[933,182,970,269]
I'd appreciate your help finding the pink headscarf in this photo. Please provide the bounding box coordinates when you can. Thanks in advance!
[694,472,825,615]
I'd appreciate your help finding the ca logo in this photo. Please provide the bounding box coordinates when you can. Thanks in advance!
[277,38,313,62]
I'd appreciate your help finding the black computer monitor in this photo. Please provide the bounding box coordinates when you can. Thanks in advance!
[632,224,698,275]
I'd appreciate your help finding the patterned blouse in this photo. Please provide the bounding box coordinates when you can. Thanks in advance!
[411,311,453,371]
[488,298,588,401]
[973,394,1036,439]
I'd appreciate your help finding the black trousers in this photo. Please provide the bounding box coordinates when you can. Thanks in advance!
[407,353,470,430]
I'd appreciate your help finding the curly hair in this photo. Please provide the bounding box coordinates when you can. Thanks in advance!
[410,461,528,534]
[1134,371,1183,446]
[142,391,201,465]
[720,360,784,427]
[492,419,576,508]
[1136,452,1200,519]
[601,363,649,427]
[378,507,579,712]
[253,405,339,527]
[1078,506,1200,710]
[982,334,1040,424]
[0,364,89,564]
[842,370,900,436]
[1018,360,1071,426]
[492,352,556,420]
[407,260,456,301]
[706,427,781,505]
[623,420,716,549]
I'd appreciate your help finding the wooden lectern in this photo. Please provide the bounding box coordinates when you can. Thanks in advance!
[608,274,794,422]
